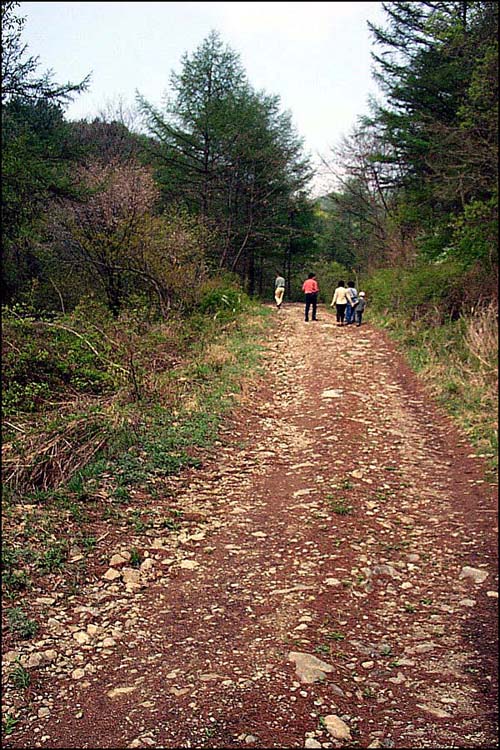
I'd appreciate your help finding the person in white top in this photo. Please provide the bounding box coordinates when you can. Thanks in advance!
[330,280,348,326]
[345,280,358,325]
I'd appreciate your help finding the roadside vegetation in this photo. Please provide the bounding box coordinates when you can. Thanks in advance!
[364,265,498,475]
[2,285,271,610]
[1,2,497,724]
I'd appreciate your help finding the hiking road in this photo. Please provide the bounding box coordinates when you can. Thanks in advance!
[3,304,498,749]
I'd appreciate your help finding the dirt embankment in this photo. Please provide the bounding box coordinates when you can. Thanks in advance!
[2,304,498,749]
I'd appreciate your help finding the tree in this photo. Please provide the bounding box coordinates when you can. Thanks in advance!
[68,117,151,166]
[319,125,401,271]
[137,30,311,293]
[1,1,90,106]
[137,31,246,215]
[362,1,498,271]
[49,160,209,317]
[1,1,91,305]
[1,97,85,304]
[50,160,159,316]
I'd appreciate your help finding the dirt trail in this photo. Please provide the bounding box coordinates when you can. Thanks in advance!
[3,304,498,749]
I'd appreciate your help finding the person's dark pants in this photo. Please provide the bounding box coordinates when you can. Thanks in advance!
[305,293,318,321]
[345,303,354,324]
[336,303,346,323]
[354,309,364,326]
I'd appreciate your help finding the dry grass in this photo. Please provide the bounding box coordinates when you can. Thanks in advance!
[2,402,119,492]
[464,303,498,397]
[377,303,498,465]
[203,343,236,369]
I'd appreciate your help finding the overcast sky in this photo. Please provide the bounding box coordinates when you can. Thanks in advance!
[19,1,387,194]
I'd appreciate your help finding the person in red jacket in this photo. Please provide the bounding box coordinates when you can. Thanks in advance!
[302,273,319,322]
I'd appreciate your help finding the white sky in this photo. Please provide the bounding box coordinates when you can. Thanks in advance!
[19,1,387,195]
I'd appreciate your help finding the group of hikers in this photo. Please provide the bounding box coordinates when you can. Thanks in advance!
[274,273,367,326]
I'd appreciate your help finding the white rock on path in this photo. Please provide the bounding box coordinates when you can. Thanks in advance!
[321,389,343,399]
[180,559,199,570]
[304,739,322,748]
[122,568,141,585]
[110,554,129,567]
[323,715,352,741]
[288,651,334,684]
[459,566,488,584]
[103,568,122,581]
[73,631,90,645]
[417,703,451,719]
[107,686,137,698]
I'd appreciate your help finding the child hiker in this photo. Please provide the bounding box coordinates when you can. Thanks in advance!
[354,291,367,326]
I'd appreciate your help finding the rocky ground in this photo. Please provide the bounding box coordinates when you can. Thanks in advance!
[2,304,498,749]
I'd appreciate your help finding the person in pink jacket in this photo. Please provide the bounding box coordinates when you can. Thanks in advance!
[302,273,319,322]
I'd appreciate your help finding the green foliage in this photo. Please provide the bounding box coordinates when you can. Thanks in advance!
[9,661,31,690]
[77,533,97,551]
[1,545,32,598]
[37,541,68,573]
[2,308,115,416]
[369,299,497,469]
[325,630,345,641]
[2,288,268,501]
[129,548,142,568]
[329,499,353,516]
[364,260,471,323]
[331,1,498,277]
[2,569,30,598]
[199,285,249,320]
[3,713,19,736]
[1,2,90,305]
[1,99,86,305]
[6,607,39,640]
[450,195,498,267]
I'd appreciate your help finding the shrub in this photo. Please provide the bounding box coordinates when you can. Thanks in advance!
[6,607,39,640]
[1,308,115,415]
[198,282,249,320]
[451,195,498,269]
[365,261,471,323]
[9,661,31,689]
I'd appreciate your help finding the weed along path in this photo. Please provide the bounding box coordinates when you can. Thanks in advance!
[2,304,498,749]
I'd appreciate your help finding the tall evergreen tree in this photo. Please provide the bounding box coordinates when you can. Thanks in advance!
[365,1,498,268]
[1,1,90,105]
[1,1,90,304]
[137,30,311,292]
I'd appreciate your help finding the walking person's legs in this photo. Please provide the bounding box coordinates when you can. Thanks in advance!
[312,293,318,320]
[336,303,346,325]
[275,287,284,309]
[345,304,352,324]
[305,294,312,321]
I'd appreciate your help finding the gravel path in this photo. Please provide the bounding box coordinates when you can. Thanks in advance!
[3,304,498,749]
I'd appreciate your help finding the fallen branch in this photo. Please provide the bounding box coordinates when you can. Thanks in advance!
[39,321,130,375]
[3,421,26,433]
